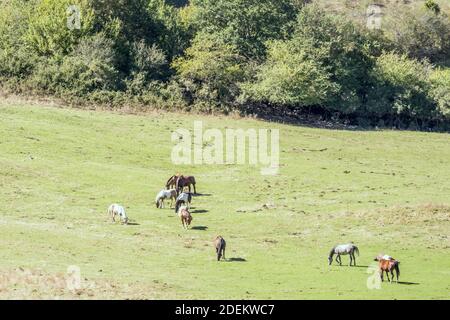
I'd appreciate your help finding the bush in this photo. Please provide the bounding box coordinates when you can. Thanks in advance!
[25,0,95,56]
[172,32,246,110]
[241,40,337,107]
[30,34,119,96]
[386,9,450,65]
[130,41,168,83]
[429,68,450,119]
[367,52,436,120]
[0,0,38,78]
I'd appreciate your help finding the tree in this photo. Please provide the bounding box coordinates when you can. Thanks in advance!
[241,40,338,107]
[172,32,246,110]
[189,0,302,60]
[25,0,94,56]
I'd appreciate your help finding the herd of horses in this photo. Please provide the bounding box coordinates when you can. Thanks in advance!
[107,174,401,280]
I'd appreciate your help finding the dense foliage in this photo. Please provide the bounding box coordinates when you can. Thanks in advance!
[0,0,449,128]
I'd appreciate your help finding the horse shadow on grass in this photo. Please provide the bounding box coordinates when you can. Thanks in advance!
[396,281,420,286]
[192,209,209,214]
[225,257,247,262]
[126,222,140,226]
[191,226,208,231]
[193,193,212,197]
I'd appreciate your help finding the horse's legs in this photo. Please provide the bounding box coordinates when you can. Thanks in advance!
[193,183,197,194]
[352,252,357,266]
[349,253,353,266]
[380,270,384,282]
[385,271,391,283]
[336,254,342,265]
[222,246,226,260]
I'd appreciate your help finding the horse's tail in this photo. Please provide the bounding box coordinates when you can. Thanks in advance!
[354,246,360,256]
[394,261,400,279]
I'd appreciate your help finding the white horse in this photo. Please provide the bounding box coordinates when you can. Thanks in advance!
[174,192,192,213]
[107,204,129,224]
[155,189,177,209]
[328,243,359,266]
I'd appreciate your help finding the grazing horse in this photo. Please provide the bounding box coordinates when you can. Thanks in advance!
[166,174,181,190]
[214,236,226,261]
[374,255,400,282]
[107,204,129,224]
[174,192,192,213]
[155,189,177,209]
[176,175,197,194]
[328,243,359,266]
[177,205,192,229]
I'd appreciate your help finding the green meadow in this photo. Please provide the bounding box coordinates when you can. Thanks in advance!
[0,101,449,299]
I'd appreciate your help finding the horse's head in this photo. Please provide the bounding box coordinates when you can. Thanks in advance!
[123,217,129,225]
[328,256,333,265]
[156,200,160,208]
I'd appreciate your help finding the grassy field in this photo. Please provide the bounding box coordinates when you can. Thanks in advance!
[0,100,449,299]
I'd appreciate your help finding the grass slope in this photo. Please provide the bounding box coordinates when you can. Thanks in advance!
[0,101,449,299]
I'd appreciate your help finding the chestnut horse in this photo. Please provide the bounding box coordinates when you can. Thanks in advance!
[374,255,400,282]
[214,236,226,261]
[177,205,192,229]
[176,175,197,194]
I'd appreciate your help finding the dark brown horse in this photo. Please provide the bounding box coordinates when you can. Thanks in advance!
[214,236,226,261]
[374,255,400,282]
[176,175,197,194]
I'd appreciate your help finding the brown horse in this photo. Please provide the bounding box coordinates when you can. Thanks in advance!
[178,205,192,229]
[176,175,197,194]
[166,174,181,190]
[214,236,226,261]
[374,256,400,282]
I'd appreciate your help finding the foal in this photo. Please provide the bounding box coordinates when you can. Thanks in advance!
[177,205,192,229]
[214,236,226,261]
[328,243,359,266]
[374,255,400,282]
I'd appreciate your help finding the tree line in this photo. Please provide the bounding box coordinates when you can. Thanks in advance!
[0,0,449,129]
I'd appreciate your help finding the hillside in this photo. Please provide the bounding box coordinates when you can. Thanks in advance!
[0,100,449,299]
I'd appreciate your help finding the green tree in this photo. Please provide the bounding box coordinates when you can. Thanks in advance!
[172,32,246,110]
[189,0,302,59]
[25,0,94,56]
[241,40,338,107]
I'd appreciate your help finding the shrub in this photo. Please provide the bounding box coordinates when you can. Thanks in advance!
[429,68,450,119]
[367,52,436,120]
[241,40,338,107]
[30,34,119,96]
[172,32,246,110]
[25,0,95,56]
